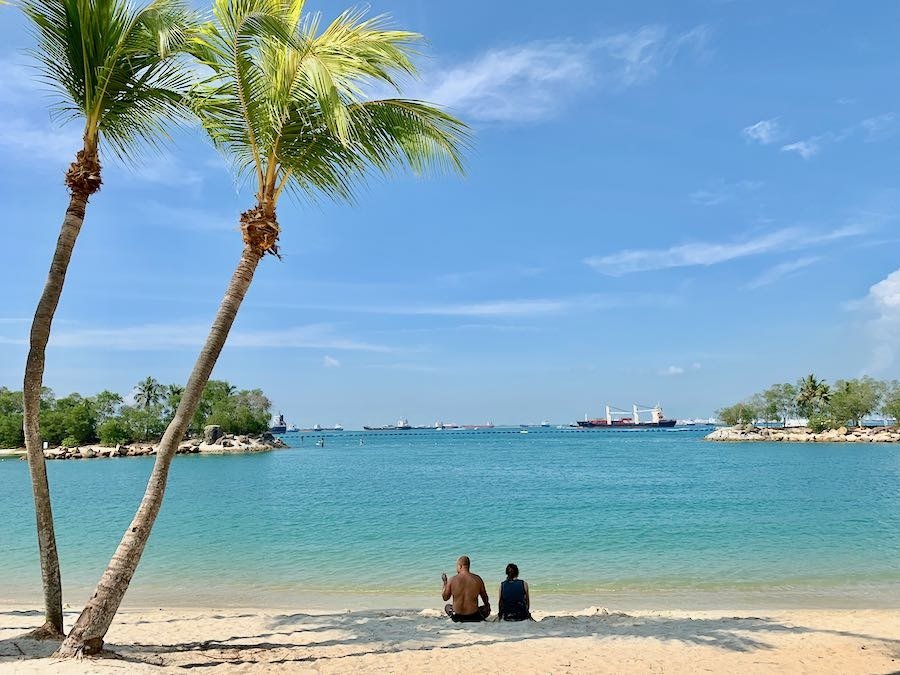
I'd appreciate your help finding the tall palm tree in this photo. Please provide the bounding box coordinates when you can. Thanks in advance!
[134,376,164,409]
[796,373,831,419]
[56,0,467,656]
[18,0,195,639]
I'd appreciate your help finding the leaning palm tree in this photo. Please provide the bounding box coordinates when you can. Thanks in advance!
[17,0,195,639]
[56,0,467,656]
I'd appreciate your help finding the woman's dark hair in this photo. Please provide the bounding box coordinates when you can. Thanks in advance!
[505,563,519,581]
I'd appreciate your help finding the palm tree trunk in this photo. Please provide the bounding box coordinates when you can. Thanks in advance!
[56,245,264,657]
[22,191,91,639]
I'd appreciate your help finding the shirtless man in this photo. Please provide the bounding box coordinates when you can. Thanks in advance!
[442,555,491,622]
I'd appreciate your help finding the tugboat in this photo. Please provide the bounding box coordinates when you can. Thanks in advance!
[269,413,288,434]
[575,404,676,428]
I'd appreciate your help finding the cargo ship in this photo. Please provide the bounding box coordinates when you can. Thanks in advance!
[575,405,676,428]
[363,417,413,431]
[269,413,288,434]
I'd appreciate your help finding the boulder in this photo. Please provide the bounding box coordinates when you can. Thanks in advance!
[204,425,223,444]
[79,447,96,459]
[221,439,232,448]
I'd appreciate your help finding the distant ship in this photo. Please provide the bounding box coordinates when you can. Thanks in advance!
[575,405,676,428]
[364,417,413,431]
[302,423,345,432]
[269,413,288,434]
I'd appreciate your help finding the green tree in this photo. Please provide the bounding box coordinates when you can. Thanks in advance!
[718,401,759,426]
[97,418,132,446]
[91,390,124,424]
[134,377,164,410]
[827,377,883,427]
[59,0,467,656]
[796,374,831,419]
[0,414,25,448]
[881,380,900,427]
[18,0,196,638]
[763,383,797,427]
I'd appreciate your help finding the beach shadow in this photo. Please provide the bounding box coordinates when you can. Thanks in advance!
[6,609,899,670]
[85,609,900,670]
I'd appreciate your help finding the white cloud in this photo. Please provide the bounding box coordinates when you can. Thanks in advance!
[323,355,341,368]
[859,269,900,372]
[742,119,781,145]
[780,139,820,159]
[691,362,702,370]
[14,322,391,352]
[743,256,821,290]
[418,25,708,123]
[662,365,685,376]
[585,226,862,276]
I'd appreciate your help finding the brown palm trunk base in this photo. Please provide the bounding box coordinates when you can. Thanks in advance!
[55,244,265,658]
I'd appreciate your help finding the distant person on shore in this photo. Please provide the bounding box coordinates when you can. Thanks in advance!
[442,555,491,622]
[497,563,532,621]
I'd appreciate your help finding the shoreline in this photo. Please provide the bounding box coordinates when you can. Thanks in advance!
[2,604,898,673]
[706,425,900,443]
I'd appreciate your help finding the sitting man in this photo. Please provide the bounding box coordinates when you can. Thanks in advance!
[442,555,491,622]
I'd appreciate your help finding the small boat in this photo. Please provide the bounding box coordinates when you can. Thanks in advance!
[287,424,300,433]
[541,420,551,427]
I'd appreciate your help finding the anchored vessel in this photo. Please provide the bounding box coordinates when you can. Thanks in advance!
[363,417,413,431]
[576,404,676,428]
[269,413,288,434]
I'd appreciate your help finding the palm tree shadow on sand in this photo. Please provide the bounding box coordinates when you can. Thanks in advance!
[3,609,899,669]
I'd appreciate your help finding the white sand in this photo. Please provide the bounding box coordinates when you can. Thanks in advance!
[1,605,898,673]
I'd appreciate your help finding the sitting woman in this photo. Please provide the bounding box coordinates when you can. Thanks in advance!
[498,563,532,621]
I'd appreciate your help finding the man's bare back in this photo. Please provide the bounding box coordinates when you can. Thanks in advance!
[441,555,490,621]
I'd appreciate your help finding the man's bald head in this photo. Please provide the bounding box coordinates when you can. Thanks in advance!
[457,555,471,570]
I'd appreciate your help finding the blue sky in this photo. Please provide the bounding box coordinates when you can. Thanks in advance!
[2,1,900,427]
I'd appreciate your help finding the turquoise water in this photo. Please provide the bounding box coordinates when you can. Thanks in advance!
[2,428,899,609]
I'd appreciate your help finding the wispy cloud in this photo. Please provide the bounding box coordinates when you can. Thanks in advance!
[661,365,684,376]
[0,323,391,352]
[778,113,896,159]
[689,179,762,207]
[585,226,862,276]
[742,119,781,145]
[858,268,900,372]
[780,140,820,159]
[743,256,821,290]
[323,355,341,368]
[0,117,80,164]
[283,293,678,317]
[418,25,709,123]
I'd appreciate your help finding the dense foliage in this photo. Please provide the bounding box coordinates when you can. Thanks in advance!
[718,374,898,429]
[0,379,271,447]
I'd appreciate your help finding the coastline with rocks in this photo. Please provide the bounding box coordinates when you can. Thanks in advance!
[706,425,900,443]
[0,424,287,461]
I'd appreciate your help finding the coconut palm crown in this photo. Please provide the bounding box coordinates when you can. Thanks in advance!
[17,0,197,639]
[189,0,468,256]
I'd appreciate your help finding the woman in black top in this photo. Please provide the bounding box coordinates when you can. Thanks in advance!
[498,563,532,621]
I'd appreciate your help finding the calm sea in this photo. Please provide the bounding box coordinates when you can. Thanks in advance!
[2,428,899,610]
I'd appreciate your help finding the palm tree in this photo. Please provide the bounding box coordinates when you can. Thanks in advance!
[796,374,831,419]
[56,0,467,656]
[134,377,164,409]
[18,0,195,639]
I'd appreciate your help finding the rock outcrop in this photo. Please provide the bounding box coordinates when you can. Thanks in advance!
[706,425,900,443]
[38,432,288,461]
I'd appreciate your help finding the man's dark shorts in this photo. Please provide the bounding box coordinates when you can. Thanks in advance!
[445,604,490,622]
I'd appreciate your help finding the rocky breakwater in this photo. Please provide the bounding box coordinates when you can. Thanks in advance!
[706,425,900,443]
[40,425,287,461]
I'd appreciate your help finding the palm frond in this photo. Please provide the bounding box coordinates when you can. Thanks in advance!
[19,0,200,161]
[191,1,469,207]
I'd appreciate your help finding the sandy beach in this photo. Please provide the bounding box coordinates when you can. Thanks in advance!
[2,604,898,673]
